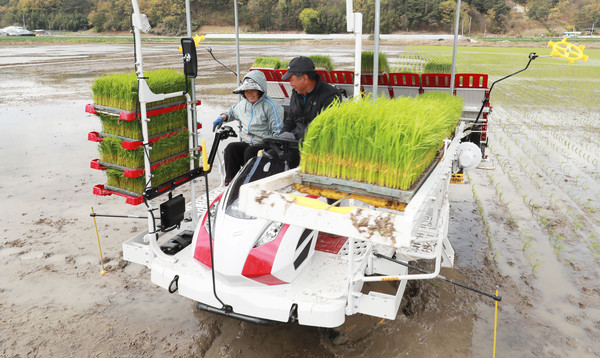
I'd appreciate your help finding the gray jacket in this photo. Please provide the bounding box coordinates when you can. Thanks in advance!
[223,70,284,145]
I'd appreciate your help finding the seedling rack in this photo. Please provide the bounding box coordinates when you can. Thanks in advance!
[87,69,201,204]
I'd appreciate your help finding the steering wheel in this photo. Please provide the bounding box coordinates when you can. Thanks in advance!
[262,136,299,168]
[217,125,237,141]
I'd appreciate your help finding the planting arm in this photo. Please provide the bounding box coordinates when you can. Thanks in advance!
[474,52,538,124]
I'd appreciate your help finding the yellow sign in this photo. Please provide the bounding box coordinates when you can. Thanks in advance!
[548,38,589,65]
[178,34,205,52]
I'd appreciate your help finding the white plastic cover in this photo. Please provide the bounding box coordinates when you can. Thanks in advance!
[457,141,482,170]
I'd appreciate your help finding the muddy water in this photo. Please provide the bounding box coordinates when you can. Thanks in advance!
[0,42,597,357]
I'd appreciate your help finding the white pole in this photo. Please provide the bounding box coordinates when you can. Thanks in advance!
[346,0,354,32]
[346,0,362,99]
[347,237,355,314]
[185,0,199,221]
[130,1,150,192]
[234,0,241,87]
[234,1,242,138]
[372,0,380,101]
[353,13,363,99]
[450,0,461,94]
[131,0,159,259]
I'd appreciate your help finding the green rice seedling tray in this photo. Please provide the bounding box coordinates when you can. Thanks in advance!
[92,156,202,205]
[295,150,441,204]
[92,96,187,112]
[91,69,190,111]
[88,126,193,150]
[92,129,189,169]
[96,153,191,195]
[92,107,188,140]
[251,57,282,69]
[85,99,198,121]
[300,93,462,191]
[91,151,189,179]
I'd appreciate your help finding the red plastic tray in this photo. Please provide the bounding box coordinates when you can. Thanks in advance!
[85,100,201,121]
[93,184,145,205]
[90,152,189,178]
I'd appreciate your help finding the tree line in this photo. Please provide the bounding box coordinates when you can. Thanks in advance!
[0,0,598,35]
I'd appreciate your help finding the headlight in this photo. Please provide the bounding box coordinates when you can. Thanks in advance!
[254,222,284,248]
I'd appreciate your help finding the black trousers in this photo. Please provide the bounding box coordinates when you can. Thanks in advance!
[224,142,268,182]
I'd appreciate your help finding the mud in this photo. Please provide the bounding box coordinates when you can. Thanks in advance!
[0,42,598,357]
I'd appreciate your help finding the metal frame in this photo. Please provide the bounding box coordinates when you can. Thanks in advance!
[130,0,200,261]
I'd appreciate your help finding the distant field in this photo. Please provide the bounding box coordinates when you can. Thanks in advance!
[392,44,600,110]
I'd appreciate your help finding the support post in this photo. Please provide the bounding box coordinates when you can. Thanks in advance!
[353,13,363,99]
[372,0,380,101]
[450,0,461,94]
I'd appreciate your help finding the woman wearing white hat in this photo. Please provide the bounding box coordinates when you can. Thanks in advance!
[213,70,284,185]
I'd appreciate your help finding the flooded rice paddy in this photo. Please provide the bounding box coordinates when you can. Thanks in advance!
[0,41,598,357]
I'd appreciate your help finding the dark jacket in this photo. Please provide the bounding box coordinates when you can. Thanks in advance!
[282,76,341,140]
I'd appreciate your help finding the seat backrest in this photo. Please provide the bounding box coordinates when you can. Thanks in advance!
[249,67,282,81]
[330,70,354,84]
[388,73,420,87]
[454,73,488,88]
[316,69,332,83]
[421,73,451,88]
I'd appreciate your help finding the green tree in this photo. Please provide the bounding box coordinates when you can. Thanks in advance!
[574,1,600,31]
[143,0,187,34]
[246,0,279,30]
[299,7,319,32]
[528,2,551,21]
[439,0,457,30]
[486,1,511,33]
[89,0,130,32]
[315,2,345,33]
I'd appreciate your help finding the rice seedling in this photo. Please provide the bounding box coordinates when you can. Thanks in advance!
[98,130,188,168]
[424,60,452,74]
[300,92,462,190]
[104,155,190,194]
[97,136,121,164]
[308,55,335,71]
[553,235,565,249]
[279,60,290,69]
[97,108,187,139]
[251,57,281,69]
[531,262,541,275]
[361,51,389,73]
[92,69,188,110]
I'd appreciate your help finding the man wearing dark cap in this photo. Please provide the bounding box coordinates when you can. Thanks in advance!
[279,56,341,167]
[281,56,341,140]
